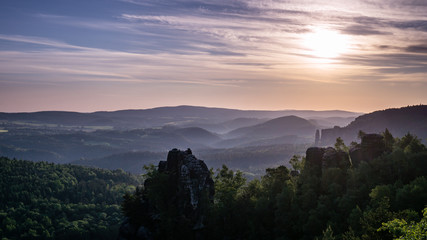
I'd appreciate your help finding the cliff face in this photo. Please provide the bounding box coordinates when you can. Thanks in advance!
[320,105,427,146]
[305,147,350,175]
[118,149,214,240]
[158,148,215,230]
[349,134,385,167]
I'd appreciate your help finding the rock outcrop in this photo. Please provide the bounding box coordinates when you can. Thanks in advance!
[305,147,350,173]
[305,147,325,176]
[349,134,385,167]
[158,148,215,230]
[322,147,351,170]
[118,148,214,240]
[306,133,386,171]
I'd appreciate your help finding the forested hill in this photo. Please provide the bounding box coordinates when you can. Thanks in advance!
[121,132,427,240]
[321,105,427,145]
[0,157,141,239]
[226,115,316,138]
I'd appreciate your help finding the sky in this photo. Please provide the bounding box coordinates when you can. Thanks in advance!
[1,0,427,113]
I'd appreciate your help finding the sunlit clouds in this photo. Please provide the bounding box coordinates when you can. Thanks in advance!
[0,0,426,112]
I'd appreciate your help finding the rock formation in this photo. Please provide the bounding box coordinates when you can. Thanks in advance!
[158,148,215,230]
[322,147,351,170]
[305,147,325,176]
[349,134,385,167]
[314,129,320,147]
[305,133,386,172]
[118,148,214,240]
[305,147,350,173]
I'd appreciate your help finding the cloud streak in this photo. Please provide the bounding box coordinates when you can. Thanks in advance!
[0,0,426,112]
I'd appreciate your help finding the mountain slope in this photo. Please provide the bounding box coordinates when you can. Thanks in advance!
[320,105,427,145]
[226,115,317,139]
[173,127,222,144]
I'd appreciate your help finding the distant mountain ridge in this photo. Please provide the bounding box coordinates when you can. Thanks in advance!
[227,115,316,139]
[0,105,361,130]
[1,105,425,175]
[320,105,427,145]
[213,115,316,148]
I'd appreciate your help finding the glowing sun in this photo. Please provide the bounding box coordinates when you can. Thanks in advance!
[303,28,349,59]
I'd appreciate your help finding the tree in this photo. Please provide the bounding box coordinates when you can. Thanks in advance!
[289,155,304,172]
[358,130,366,140]
[379,207,427,240]
[396,133,426,153]
[214,165,246,204]
[335,137,348,152]
[360,197,395,240]
[382,128,395,152]
[320,225,335,240]
[210,165,247,239]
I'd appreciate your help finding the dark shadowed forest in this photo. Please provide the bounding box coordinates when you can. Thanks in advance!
[119,130,427,240]
[1,106,426,239]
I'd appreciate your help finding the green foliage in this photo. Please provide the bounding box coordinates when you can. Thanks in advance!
[289,154,305,172]
[208,165,247,239]
[320,225,336,240]
[396,133,426,154]
[382,128,395,152]
[335,137,348,152]
[207,132,427,239]
[140,164,172,215]
[379,207,427,239]
[359,197,395,239]
[0,157,140,240]
[214,165,246,203]
[114,132,427,239]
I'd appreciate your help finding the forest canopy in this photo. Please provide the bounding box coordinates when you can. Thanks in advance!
[1,130,426,239]
[122,130,427,239]
[0,158,141,240]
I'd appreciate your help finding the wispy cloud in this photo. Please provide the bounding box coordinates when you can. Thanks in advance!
[341,25,391,36]
[406,45,427,53]
[1,0,426,111]
[0,35,270,87]
[0,34,90,50]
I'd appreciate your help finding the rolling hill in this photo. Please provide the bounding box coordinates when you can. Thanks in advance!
[0,105,361,131]
[226,115,317,139]
[320,105,427,145]
[172,127,222,145]
[214,115,317,148]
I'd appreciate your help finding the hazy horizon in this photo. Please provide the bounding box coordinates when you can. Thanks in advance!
[1,0,427,113]
[0,104,370,114]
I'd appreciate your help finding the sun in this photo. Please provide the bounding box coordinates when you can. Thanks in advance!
[303,27,349,59]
